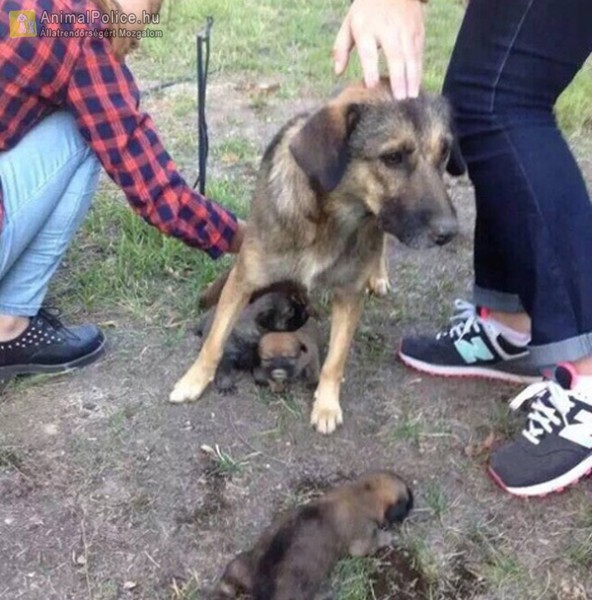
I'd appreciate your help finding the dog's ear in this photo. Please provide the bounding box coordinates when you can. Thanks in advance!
[446,136,467,176]
[289,103,361,194]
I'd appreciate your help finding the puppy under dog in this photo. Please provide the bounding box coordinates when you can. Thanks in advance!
[196,283,311,392]
[254,318,322,393]
[212,471,413,600]
[170,79,463,434]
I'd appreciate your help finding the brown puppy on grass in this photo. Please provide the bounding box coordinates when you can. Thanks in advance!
[212,471,413,600]
[170,79,463,434]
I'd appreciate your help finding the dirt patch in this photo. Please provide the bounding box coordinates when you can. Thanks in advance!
[371,546,431,600]
[175,458,230,529]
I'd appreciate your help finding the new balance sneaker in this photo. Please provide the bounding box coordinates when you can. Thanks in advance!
[0,309,105,379]
[490,364,592,497]
[398,299,541,384]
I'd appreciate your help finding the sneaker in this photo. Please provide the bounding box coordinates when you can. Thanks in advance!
[398,299,541,384]
[0,309,105,379]
[489,364,592,497]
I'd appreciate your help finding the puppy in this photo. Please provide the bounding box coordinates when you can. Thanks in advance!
[170,79,462,434]
[212,471,413,600]
[197,288,310,392]
[254,318,322,393]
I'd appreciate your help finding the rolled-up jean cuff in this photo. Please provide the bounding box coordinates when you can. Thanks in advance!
[0,303,40,317]
[529,333,592,367]
[473,285,525,313]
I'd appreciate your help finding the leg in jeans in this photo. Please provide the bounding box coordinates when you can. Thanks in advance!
[444,0,592,365]
[0,111,105,379]
[0,110,101,316]
[443,0,592,496]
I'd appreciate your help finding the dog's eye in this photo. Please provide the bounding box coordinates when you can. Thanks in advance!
[380,151,404,168]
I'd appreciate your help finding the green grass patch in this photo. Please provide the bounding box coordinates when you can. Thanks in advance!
[332,556,381,600]
[53,177,245,324]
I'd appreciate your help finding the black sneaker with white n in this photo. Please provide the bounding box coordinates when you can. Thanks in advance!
[398,299,541,384]
[489,364,592,497]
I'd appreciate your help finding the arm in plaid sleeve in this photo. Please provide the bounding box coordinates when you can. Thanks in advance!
[65,37,237,259]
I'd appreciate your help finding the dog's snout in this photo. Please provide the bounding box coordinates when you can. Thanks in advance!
[430,215,458,246]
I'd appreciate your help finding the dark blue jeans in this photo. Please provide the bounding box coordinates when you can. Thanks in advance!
[444,0,592,366]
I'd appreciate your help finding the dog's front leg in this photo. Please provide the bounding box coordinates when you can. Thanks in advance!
[311,290,364,434]
[170,267,252,403]
[367,234,391,297]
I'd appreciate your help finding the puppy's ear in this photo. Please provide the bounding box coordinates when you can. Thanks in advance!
[289,103,361,194]
[446,136,466,176]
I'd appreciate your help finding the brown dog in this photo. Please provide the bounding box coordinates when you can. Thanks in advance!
[170,79,461,434]
[254,318,322,392]
[211,471,413,600]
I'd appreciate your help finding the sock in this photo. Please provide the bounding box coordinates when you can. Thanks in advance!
[483,316,531,347]
[574,375,592,392]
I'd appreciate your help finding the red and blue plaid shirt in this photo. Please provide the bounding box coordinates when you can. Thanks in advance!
[0,0,237,258]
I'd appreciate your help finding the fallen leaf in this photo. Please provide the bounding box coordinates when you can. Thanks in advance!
[464,431,496,458]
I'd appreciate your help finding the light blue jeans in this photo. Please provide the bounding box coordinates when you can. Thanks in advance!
[0,111,101,316]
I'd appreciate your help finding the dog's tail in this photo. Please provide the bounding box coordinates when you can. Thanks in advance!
[199,269,232,309]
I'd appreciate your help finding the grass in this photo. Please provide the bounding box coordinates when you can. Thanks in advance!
[423,482,450,521]
[332,556,381,600]
[200,444,249,476]
[390,411,425,445]
[170,572,201,600]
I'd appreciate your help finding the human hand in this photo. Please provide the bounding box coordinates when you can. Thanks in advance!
[228,218,246,254]
[333,0,426,100]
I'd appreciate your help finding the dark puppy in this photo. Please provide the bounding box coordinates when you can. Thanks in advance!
[197,288,310,392]
[212,471,413,600]
[254,318,322,393]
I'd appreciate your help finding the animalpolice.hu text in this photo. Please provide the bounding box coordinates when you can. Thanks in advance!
[39,10,160,26]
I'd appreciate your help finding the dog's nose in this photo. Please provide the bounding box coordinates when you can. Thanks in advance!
[431,216,458,246]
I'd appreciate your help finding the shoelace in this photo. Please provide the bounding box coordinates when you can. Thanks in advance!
[38,307,64,330]
[509,380,574,445]
[37,308,77,340]
[436,299,481,341]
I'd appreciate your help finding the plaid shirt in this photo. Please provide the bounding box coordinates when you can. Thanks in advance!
[0,0,237,258]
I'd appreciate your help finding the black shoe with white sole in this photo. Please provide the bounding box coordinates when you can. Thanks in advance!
[489,364,592,497]
[0,309,105,379]
[398,299,541,384]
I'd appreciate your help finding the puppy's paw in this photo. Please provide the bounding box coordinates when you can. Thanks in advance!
[169,372,213,403]
[367,275,391,297]
[310,394,343,435]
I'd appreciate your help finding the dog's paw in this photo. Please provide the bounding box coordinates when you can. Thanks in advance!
[169,374,212,403]
[310,398,343,435]
[367,275,391,297]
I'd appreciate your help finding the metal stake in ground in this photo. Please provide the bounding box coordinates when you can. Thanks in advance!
[195,16,214,195]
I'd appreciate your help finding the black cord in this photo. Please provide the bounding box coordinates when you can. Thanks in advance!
[194,16,214,194]
[140,76,195,98]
